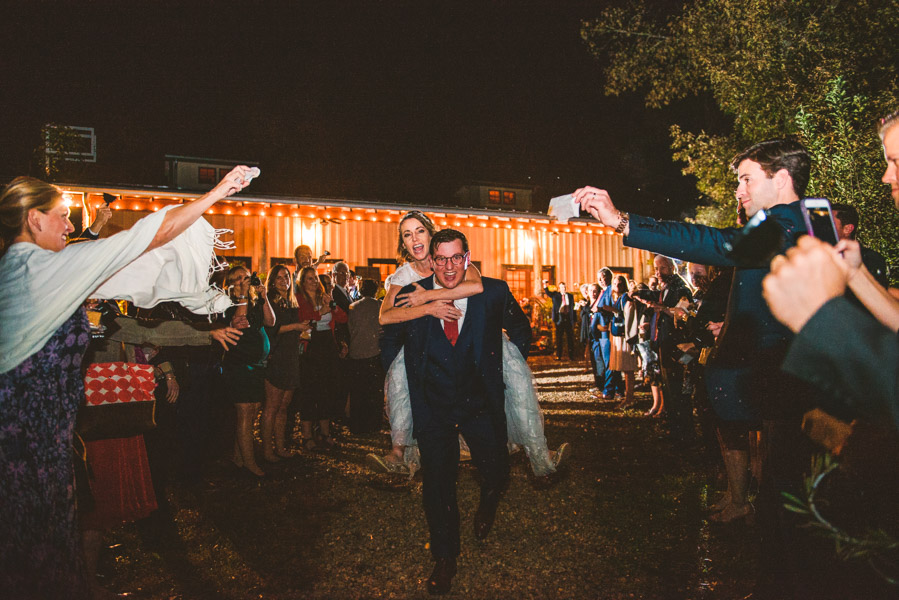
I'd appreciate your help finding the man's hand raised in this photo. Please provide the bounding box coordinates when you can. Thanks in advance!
[573,186,625,233]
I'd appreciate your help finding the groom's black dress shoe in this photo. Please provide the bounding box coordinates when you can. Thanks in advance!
[427,557,457,595]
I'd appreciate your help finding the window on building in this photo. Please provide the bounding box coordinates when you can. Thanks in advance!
[502,191,516,205]
[368,258,398,283]
[198,167,216,184]
[501,265,554,301]
[219,168,231,180]
[502,265,533,301]
[269,257,293,269]
[488,190,501,204]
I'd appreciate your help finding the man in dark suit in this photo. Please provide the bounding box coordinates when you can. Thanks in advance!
[380,229,531,596]
[575,139,819,592]
[764,113,899,430]
[543,279,576,360]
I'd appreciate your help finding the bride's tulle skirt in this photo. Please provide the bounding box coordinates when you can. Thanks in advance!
[385,336,555,476]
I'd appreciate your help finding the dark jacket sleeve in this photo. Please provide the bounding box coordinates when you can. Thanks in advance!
[861,246,890,289]
[624,205,805,267]
[782,296,899,429]
[502,283,532,359]
[73,228,100,241]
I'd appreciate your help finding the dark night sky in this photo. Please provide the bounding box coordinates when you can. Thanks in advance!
[0,1,713,218]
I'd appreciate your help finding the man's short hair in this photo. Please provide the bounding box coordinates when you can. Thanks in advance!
[830,203,858,239]
[730,139,811,198]
[598,267,613,281]
[332,261,349,274]
[360,278,379,298]
[429,229,469,256]
[879,109,899,141]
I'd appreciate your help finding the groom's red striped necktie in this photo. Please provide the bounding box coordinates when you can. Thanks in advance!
[443,301,458,346]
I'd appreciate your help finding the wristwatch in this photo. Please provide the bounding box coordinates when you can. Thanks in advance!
[615,211,629,235]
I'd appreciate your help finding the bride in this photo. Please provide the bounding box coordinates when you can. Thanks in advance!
[366,210,570,478]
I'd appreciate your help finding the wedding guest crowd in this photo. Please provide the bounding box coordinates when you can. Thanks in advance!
[3,107,898,598]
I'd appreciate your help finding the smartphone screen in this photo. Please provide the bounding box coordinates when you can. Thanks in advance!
[801,199,839,245]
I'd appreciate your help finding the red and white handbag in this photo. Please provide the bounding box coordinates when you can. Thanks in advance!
[77,362,158,441]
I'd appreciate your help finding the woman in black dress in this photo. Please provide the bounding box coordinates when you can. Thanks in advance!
[296,266,341,451]
[261,264,308,461]
[222,265,274,476]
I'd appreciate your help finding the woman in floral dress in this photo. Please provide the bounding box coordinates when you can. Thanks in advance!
[0,169,254,598]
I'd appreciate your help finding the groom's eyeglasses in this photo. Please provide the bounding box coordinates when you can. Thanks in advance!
[432,253,468,266]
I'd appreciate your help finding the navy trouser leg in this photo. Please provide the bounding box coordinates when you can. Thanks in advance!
[417,426,461,559]
[460,413,510,510]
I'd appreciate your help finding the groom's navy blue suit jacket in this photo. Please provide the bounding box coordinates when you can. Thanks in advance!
[380,275,531,438]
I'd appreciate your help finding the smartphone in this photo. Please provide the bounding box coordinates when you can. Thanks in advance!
[800,198,839,245]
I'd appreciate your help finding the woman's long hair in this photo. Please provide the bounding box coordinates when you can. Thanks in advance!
[613,275,628,298]
[227,265,257,305]
[396,210,436,264]
[266,264,297,309]
[0,177,62,257]
[297,265,324,308]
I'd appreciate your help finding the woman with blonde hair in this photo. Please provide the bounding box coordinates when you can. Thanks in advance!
[0,168,254,598]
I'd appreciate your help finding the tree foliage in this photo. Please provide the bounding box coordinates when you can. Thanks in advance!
[581,0,899,267]
[34,123,91,182]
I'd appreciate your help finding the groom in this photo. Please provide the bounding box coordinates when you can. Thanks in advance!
[380,229,532,595]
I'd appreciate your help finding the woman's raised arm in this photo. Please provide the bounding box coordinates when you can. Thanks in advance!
[146,166,254,252]
[394,263,484,308]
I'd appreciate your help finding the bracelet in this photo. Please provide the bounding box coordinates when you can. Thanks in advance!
[614,211,629,235]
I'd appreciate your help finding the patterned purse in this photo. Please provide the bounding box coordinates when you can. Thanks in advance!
[76,362,158,441]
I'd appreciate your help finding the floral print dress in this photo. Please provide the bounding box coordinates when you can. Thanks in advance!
[0,308,92,599]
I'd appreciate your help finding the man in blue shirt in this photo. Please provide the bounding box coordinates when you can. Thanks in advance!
[590,267,618,399]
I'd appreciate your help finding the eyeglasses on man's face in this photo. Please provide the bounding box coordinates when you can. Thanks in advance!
[432,253,468,267]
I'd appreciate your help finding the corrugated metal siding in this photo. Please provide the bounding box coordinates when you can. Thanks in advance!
[102,211,652,283]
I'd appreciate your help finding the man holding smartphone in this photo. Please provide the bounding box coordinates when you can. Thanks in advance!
[830,203,889,288]
[763,111,899,430]
[575,138,818,593]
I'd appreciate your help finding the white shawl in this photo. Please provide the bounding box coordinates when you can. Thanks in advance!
[0,206,230,374]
